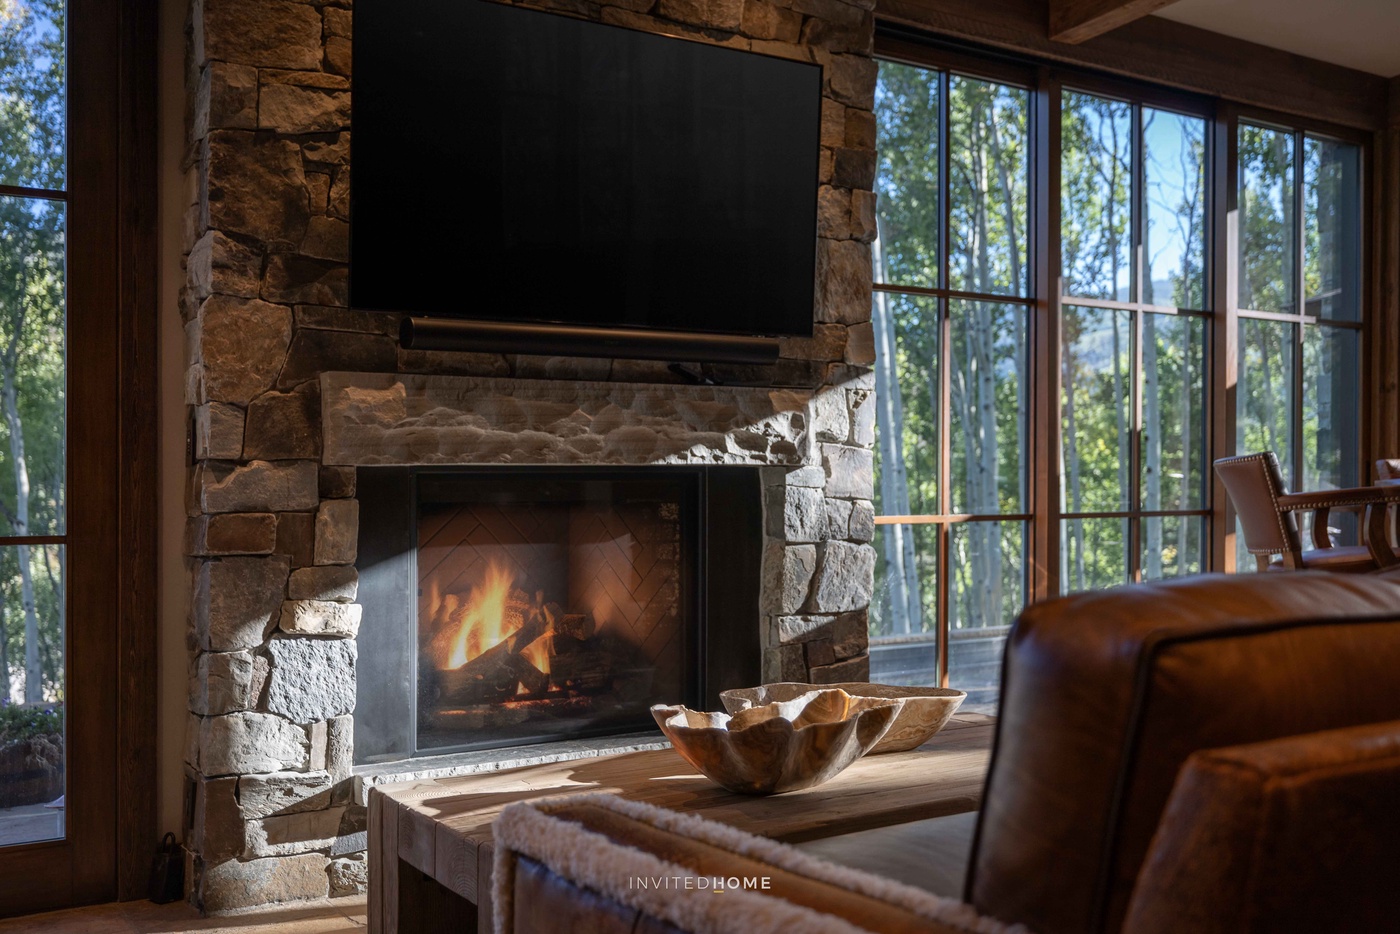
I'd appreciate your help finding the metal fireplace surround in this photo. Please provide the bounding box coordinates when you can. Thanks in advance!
[353,465,763,764]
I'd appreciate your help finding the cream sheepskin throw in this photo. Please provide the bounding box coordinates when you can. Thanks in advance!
[492,792,1029,934]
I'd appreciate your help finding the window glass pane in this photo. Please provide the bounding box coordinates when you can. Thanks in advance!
[1141,313,1207,510]
[949,300,1026,514]
[1142,515,1204,581]
[1143,108,1207,309]
[1304,137,1361,322]
[1061,91,1132,301]
[869,523,937,686]
[0,542,64,845]
[1061,306,1133,512]
[874,63,940,290]
[949,76,1028,297]
[1296,507,1358,556]
[949,521,1021,713]
[1234,517,1261,574]
[1238,124,1296,313]
[1303,325,1360,492]
[0,1,65,191]
[1060,516,1129,592]
[1237,318,1297,486]
[0,197,65,537]
[872,292,937,517]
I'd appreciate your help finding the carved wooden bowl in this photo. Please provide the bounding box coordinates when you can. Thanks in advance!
[651,689,898,795]
[720,682,966,754]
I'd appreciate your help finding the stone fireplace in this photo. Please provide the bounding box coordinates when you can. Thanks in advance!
[181,0,877,913]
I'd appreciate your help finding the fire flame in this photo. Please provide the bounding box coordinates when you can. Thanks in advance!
[520,636,551,676]
[446,561,517,669]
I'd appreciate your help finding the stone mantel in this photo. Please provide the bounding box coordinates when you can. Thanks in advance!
[320,372,819,467]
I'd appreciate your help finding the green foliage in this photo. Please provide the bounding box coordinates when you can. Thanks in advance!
[1238,125,1295,314]
[0,0,63,187]
[1057,93,1210,590]
[0,699,61,745]
[0,0,67,703]
[871,64,1363,685]
[1062,92,1131,300]
[872,65,1029,646]
[1236,126,1361,527]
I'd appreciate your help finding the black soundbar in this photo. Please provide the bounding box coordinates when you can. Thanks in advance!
[398,317,782,365]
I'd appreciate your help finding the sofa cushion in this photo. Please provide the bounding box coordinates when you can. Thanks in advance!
[1123,720,1400,933]
[967,570,1400,934]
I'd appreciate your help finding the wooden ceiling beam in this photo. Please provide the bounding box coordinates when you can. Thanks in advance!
[877,0,1387,131]
[1049,0,1182,44]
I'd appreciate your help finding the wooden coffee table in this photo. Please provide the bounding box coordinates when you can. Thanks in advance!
[367,712,995,934]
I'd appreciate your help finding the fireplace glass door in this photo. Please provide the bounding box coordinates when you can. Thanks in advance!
[414,472,698,752]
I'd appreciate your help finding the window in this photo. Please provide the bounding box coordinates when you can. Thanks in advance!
[870,47,1367,706]
[1060,91,1209,589]
[870,61,1032,712]
[0,0,66,847]
[1236,123,1362,565]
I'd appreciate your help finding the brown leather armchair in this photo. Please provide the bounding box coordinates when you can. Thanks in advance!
[493,571,1400,934]
[1214,451,1400,572]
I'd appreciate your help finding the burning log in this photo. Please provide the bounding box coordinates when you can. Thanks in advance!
[439,600,550,704]
[427,560,620,710]
[549,633,615,695]
[510,649,550,697]
[556,614,595,640]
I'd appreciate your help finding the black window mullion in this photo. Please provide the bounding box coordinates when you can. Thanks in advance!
[0,184,66,202]
[1129,103,1145,580]
[936,69,951,681]
[1292,129,1307,492]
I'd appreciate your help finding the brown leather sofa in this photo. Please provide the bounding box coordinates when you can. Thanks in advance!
[492,571,1400,933]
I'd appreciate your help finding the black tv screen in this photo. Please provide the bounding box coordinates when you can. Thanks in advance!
[351,0,821,338]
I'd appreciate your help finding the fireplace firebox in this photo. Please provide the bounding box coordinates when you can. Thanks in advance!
[354,467,763,763]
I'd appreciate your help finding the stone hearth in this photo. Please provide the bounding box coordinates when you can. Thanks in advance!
[181,0,878,912]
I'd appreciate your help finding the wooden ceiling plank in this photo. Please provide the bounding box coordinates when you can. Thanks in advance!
[1050,0,1183,44]
[876,0,1388,132]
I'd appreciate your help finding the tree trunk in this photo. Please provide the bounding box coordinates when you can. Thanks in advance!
[1062,329,1087,591]
[2,367,41,704]
[871,224,922,635]
[1143,315,1163,577]
[1111,314,1130,508]
[0,603,9,703]
[1259,328,1280,465]
[966,102,995,628]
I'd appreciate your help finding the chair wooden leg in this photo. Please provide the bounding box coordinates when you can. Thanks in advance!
[1311,507,1332,549]
[1363,504,1399,569]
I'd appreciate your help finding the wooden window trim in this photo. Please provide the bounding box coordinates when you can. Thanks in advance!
[0,0,158,915]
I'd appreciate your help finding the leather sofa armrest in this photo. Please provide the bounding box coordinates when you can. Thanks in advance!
[1123,720,1400,934]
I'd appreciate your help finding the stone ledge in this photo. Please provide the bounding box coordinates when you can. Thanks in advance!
[352,732,671,804]
[320,372,815,467]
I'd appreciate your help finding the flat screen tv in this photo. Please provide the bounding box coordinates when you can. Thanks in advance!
[351,0,822,342]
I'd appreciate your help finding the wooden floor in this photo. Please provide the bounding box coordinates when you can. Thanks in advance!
[0,895,365,934]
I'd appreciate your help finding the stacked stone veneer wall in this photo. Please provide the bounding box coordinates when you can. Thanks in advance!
[181,0,877,912]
